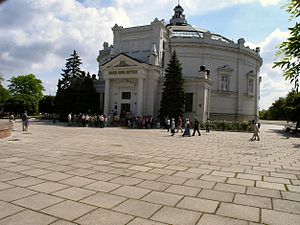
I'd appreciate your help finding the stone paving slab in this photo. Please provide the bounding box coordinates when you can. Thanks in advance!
[0,122,299,224]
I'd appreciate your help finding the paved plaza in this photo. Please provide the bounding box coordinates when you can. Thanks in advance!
[0,121,300,225]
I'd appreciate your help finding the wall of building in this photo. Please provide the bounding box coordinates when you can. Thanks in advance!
[168,37,261,120]
[97,14,262,122]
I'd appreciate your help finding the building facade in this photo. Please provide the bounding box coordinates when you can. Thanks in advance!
[95,4,263,122]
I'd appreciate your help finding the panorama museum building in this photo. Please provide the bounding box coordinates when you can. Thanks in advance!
[94,4,263,122]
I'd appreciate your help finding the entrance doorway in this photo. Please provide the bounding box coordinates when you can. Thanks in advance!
[121,103,131,113]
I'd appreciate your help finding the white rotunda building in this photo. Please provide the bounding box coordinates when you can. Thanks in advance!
[95,4,263,122]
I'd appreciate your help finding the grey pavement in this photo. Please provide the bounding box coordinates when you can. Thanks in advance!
[0,121,300,225]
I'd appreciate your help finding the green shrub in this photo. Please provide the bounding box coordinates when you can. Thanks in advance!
[208,120,251,132]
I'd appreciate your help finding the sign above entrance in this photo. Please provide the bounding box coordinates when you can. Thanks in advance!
[109,70,138,75]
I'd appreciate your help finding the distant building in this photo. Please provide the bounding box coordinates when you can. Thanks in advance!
[95,4,263,122]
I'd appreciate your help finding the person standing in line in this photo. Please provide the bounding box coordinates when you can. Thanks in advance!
[250,119,260,141]
[170,118,176,136]
[68,113,72,126]
[177,116,183,133]
[182,118,191,137]
[166,117,171,132]
[192,117,201,136]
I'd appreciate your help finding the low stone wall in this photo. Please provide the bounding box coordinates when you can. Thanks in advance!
[0,121,12,139]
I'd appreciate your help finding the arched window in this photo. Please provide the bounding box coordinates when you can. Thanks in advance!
[217,65,233,92]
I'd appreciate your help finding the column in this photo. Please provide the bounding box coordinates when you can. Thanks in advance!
[137,78,144,116]
[104,78,110,115]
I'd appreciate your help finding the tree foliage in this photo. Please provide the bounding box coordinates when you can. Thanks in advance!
[4,95,38,115]
[0,75,11,112]
[39,95,55,113]
[159,51,185,121]
[273,0,300,92]
[4,74,44,115]
[284,91,300,124]
[8,74,44,100]
[268,97,287,120]
[55,50,99,120]
[58,50,85,90]
[0,74,4,85]
[262,91,300,130]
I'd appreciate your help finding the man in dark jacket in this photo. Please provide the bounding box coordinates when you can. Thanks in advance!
[21,111,27,131]
[192,117,201,136]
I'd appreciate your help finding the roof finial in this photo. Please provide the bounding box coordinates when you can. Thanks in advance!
[168,1,187,26]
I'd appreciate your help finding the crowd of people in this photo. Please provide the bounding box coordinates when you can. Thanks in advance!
[164,116,260,141]
[5,110,260,140]
[65,112,155,129]
[165,116,211,137]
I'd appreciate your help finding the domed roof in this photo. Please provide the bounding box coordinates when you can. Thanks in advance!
[168,24,234,44]
[167,4,233,44]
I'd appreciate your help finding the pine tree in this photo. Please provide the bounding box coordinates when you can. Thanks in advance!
[159,50,185,121]
[58,50,84,90]
[72,74,99,114]
[55,50,99,120]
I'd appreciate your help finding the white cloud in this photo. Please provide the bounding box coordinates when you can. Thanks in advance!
[246,28,293,110]
[0,0,131,94]
[259,0,282,6]
[0,0,287,98]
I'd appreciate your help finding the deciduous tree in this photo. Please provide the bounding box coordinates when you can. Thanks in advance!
[0,74,11,112]
[273,0,300,92]
[8,74,44,100]
[6,74,44,115]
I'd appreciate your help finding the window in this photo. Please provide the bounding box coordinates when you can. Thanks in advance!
[217,65,233,92]
[185,93,193,112]
[248,78,254,95]
[246,70,256,96]
[122,92,131,100]
[221,75,229,91]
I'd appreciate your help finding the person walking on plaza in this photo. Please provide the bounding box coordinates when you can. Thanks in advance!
[250,119,260,141]
[21,111,28,131]
[192,117,201,136]
[182,118,191,137]
[177,116,183,133]
[206,118,210,132]
[170,118,176,136]
[24,114,29,132]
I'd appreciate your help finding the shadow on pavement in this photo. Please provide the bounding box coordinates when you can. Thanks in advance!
[266,127,299,139]
[293,144,300,149]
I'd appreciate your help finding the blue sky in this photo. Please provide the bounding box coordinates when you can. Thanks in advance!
[0,0,295,110]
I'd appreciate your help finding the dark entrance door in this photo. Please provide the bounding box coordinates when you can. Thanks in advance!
[121,103,130,112]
